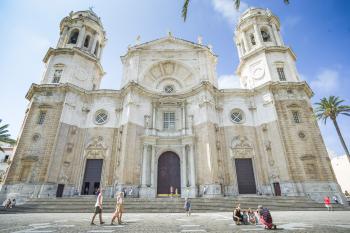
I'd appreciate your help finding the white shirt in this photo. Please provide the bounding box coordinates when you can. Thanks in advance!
[95,193,103,207]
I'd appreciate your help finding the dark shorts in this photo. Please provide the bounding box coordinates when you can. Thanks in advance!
[94,206,102,214]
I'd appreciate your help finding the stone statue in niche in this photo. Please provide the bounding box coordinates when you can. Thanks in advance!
[269,165,280,181]
[144,115,151,129]
[58,165,69,183]
[187,115,193,129]
[264,140,271,151]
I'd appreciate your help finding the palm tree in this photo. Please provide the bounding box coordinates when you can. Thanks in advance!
[315,96,350,162]
[182,0,290,21]
[0,119,16,152]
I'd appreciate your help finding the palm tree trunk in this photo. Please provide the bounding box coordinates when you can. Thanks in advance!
[332,119,350,162]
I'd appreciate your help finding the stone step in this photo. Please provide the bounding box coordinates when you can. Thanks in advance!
[1,197,347,214]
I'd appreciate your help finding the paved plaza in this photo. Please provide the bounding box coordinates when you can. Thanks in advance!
[0,211,350,233]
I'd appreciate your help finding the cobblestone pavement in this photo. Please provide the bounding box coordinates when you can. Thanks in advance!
[0,211,350,233]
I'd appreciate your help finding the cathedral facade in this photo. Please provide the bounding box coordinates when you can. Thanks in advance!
[1,8,344,203]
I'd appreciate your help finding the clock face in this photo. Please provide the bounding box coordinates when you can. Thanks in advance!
[74,67,88,81]
[252,67,265,80]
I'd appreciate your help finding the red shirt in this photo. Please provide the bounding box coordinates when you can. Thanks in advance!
[324,197,330,205]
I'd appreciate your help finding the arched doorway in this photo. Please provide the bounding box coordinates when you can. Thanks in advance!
[157,151,181,196]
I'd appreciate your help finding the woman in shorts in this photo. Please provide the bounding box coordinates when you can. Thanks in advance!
[111,192,124,225]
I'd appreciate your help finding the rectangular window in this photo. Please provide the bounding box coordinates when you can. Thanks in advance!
[277,67,286,81]
[163,112,175,129]
[292,111,301,123]
[52,69,62,83]
[37,111,46,125]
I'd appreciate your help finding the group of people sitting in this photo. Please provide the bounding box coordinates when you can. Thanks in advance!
[3,198,16,209]
[233,204,277,230]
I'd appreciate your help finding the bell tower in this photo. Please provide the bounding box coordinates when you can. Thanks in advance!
[41,10,106,90]
[235,8,301,89]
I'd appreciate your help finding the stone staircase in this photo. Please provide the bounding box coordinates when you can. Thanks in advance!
[1,196,348,213]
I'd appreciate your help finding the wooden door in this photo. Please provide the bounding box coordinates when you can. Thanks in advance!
[235,158,257,194]
[157,152,181,195]
[56,184,64,197]
[81,159,103,195]
[273,182,281,196]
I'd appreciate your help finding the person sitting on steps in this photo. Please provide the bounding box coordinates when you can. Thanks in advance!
[233,204,243,225]
[257,205,277,230]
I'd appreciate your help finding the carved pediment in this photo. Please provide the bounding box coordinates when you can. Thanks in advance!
[133,37,207,51]
[85,136,107,159]
[231,135,252,149]
[86,136,106,151]
[231,135,253,158]
[158,96,183,105]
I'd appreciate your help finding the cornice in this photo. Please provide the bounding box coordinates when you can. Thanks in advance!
[25,80,313,103]
[236,46,297,75]
[43,47,105,76]
[25,83,121,100]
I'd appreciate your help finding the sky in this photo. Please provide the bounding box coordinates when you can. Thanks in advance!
[0,0,349,156]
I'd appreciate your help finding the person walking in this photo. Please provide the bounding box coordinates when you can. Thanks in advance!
[123,188,127,198]
[332,195,339,204]
[111,192,124,225]
[184,198,192,216]
[91,188,105,225]
[128,187,134,198]
[324,196,333,211]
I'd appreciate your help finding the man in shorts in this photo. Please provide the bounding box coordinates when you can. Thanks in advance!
[91,188,105,225]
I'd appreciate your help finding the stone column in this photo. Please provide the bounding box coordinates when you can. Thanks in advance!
[182,103,186,134]
[91,33,99,54]
[152,103,156,129]
[150,145,156,187]
[182,146,188,188]
[253,24,262,46]
[141,144,148,187]
[77,26,86,48]
[97,44,102,58]
[267,26,277,45]
[189,144,196,187]
[236,43,242,58]
[58,26,69,47]
[271,24,283,46]
[242,33,249,52]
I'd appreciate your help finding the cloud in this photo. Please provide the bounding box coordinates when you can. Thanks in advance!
[218,74,241,89]
[310,69,339,93]
[211,0,248,25]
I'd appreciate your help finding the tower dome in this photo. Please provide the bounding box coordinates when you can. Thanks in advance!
[235,8,300,89]
[40,10,106,90]
[57,9,106,58]
[235,7,283,58]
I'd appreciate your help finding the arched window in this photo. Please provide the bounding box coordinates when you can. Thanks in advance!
[94,41,99,56]
[69,29,79,44]
[261,29,271,42]
[250,34,256,46]
[84,35,90,48]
